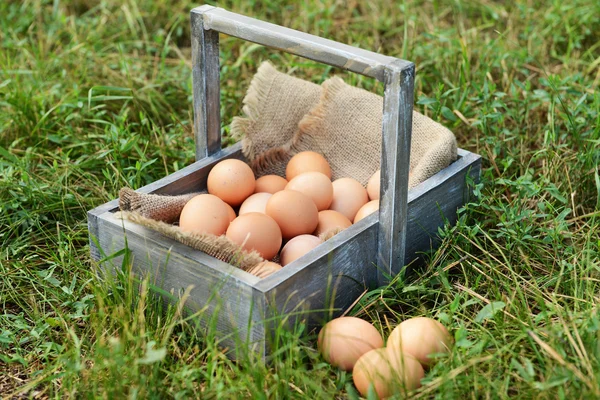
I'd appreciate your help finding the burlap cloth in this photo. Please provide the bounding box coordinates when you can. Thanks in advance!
[232,61,457,187]
[118,62,458,276]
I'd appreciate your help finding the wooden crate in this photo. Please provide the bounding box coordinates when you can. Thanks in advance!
[87,5,481,358]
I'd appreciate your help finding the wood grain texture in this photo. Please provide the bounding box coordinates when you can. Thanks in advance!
[377,62,415,285]
[191,6,221,159]
[95,211,267,358]
[258,219,379,349]
[192,6,410,81]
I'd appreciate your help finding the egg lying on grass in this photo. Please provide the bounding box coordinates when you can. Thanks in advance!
[317,317,384,371]
[353,348,424,399]
[387,317,454,368]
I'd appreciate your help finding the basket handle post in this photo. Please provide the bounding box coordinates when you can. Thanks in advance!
[191,5,222,159]
[190,5,414,284]
[378,63,414,284]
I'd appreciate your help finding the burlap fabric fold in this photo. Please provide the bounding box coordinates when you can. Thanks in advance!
[230,62,322,177]
[119,188,199,224]
[232,62,457,187]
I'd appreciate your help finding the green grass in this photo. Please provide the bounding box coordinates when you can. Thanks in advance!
[1,0,599,398]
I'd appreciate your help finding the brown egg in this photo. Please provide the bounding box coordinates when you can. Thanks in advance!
[265,190,319,239]
[207,159,256,206]
[367,169,380,201]
[255,175,288,194]
[329,178,369,221]
[314,210,352,236]
[353,348,424,399]
[285,172,333,211]
[387,317,454,368]
[224,202,236,222]
[225,213,282,260]
[247,261,282,279]
[354,200,380,224]
[238,193,272,215]
[279,234,323,266]
[286,151,332,181]
[179,194,231,236]
[317,316,384,371]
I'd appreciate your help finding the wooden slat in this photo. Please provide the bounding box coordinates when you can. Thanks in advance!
[193,6,410,81]
[377,62,415,284]
[191,5,222,159]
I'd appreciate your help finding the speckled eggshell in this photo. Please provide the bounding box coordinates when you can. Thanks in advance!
[223,202,237,222]
[207,159,256,206]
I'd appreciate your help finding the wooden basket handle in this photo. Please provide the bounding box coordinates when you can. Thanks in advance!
[190,5,414,284]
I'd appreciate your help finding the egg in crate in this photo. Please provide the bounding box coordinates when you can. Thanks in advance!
[239,192,273,215]
[286,151,332,180]
[285,171,333,211]
[254,175,288,194]
[226,213,282,260]
[314,210,352,236]
[354,200,379,223]
[207,159,256,206]
[329,177,369,221]
[265,190,319,240]
[179,194,231,236]
[279,234,323,266]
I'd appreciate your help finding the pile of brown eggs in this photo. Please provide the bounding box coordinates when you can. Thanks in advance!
[318,316,453,399]
[178,151,382,275]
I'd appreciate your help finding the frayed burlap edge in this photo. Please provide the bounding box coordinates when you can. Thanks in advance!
[116,211,264,272]
[231,62,278,162]
[119,188,200,223]
[296,77,345,146]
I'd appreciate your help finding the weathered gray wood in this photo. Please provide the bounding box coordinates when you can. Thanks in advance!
[95,211,266,357]
[257,218,379,352]
[191,5,221,159]
[377,62,415,285]
[192,6,410,82]
[88,199,119,260]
